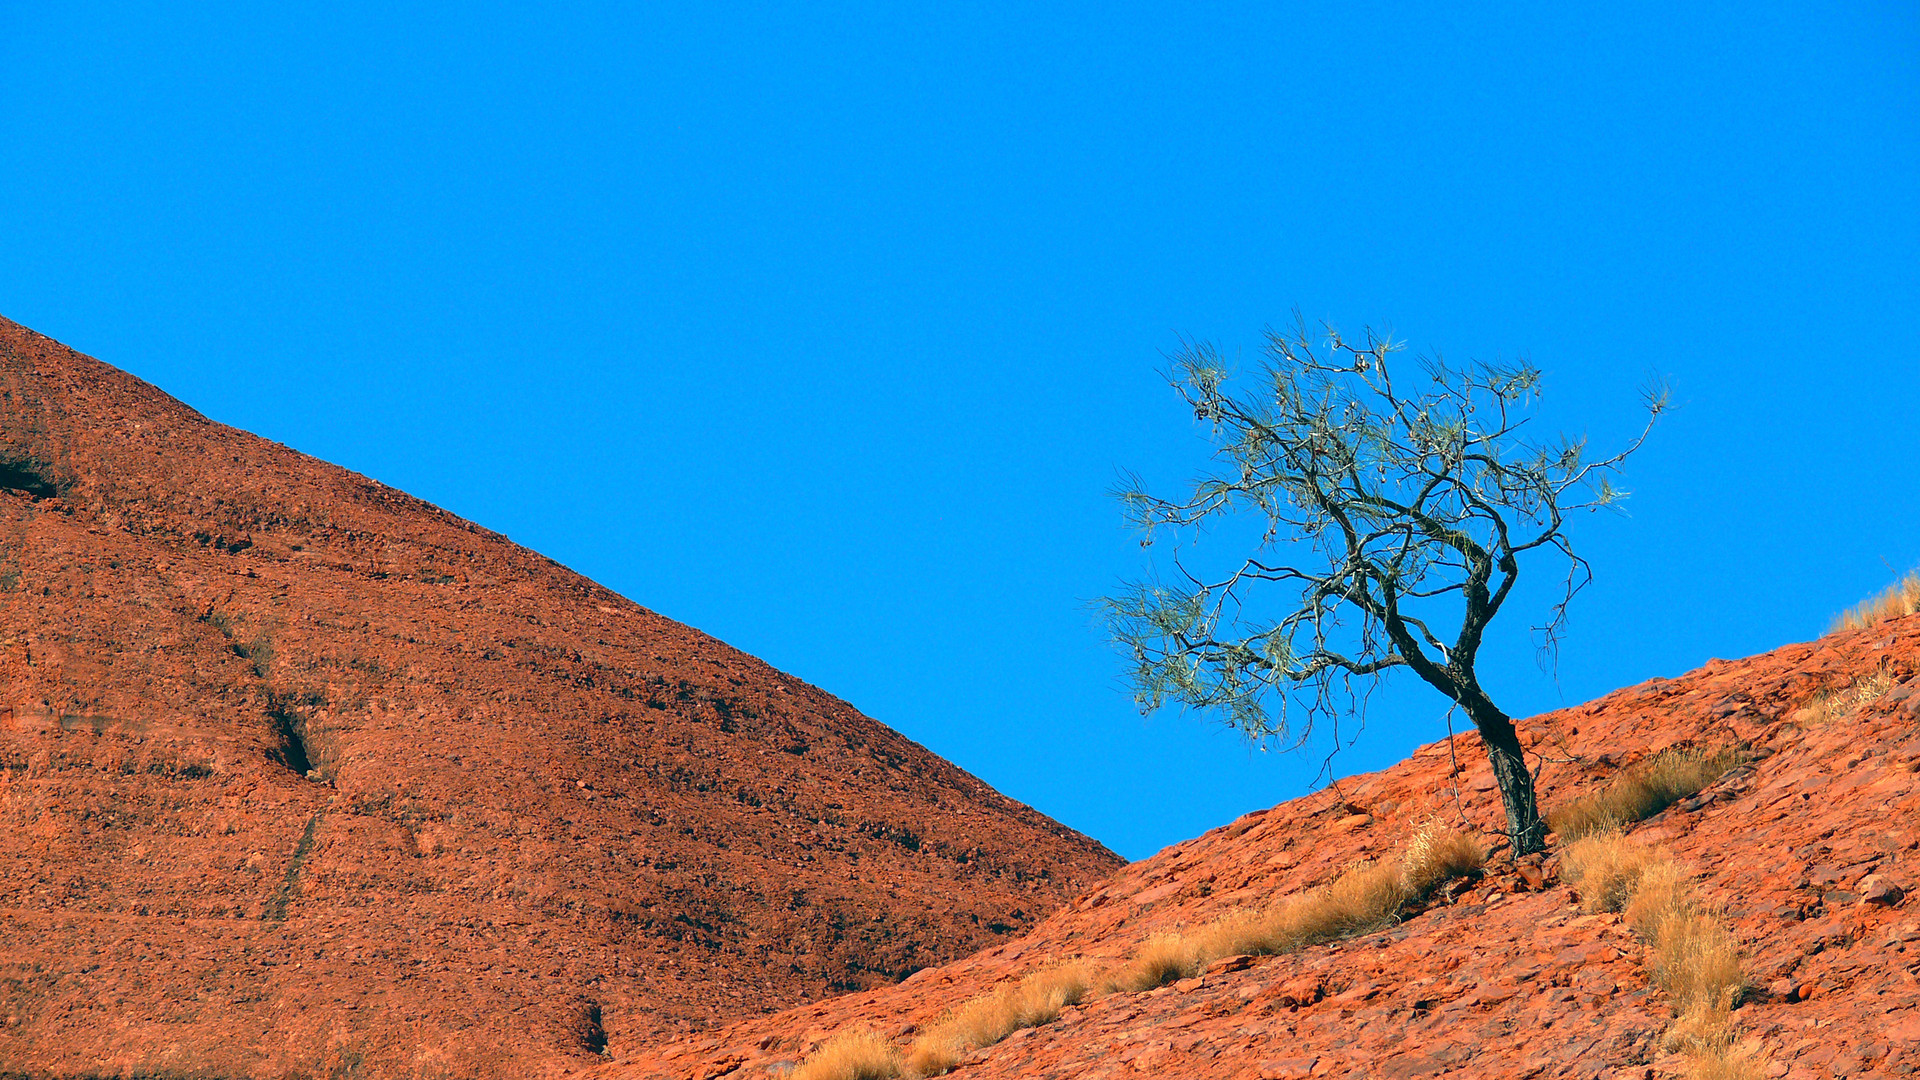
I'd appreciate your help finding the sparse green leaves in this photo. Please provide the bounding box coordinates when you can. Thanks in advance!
[1104,317,1663,750]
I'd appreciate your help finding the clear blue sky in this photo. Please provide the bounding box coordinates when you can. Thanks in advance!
[3,3,1915,860]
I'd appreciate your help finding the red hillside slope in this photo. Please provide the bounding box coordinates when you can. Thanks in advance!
[614,616,1920,1080]
[0,316,1122,1079]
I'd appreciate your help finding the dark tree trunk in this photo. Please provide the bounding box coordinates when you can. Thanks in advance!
[1462,700,1546,857]
[1383,607,1547,857]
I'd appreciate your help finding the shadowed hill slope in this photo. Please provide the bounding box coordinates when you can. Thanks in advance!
[0,316,1123,1079]
[617,617,1920,1080]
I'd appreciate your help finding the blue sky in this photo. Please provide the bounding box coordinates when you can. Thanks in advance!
[2,2,1915,860]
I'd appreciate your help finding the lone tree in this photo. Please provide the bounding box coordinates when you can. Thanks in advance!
[1103,320,1664,856]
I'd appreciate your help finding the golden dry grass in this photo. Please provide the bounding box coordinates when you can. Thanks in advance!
[1100,932,1200,995]
[1831,570,1920,633]
[1679,1036,1772,1080]
[1801,667,1893,725]
[1302,857,1414,933]
[1105,822,1483,994]
[1547,747,1745,842]
[1559,833,1765,1078]
[1658,921,1746,1019]
[790,1030,901,1080]
[902,964,1091,1077]
[1400,819,1487,894]
[1560,831,1664,913]
[1625,863,1746,1016]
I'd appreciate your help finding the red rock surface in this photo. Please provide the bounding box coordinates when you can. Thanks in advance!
[614,617,1920,1079]
[0,316,1122,1078]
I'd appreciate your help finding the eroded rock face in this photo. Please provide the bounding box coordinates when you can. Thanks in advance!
[0,316,1122,1079]
[619,617,1920,1080]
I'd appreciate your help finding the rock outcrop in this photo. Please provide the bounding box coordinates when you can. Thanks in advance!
[0,316,1123,1079]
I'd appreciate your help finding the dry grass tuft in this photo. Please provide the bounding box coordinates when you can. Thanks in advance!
[1103,863,1401,992]
[1801,668,1893,725]
[1665,1001,1771,1078]
[1401,819,1487,895]
[1180,908,1267,971]
[1831,570,1920,633]
[1547,747,1746,842]
[1625,861,1747,1016]
[1106,822,1483,994]
[791,1030,901,1080]
[1663,1002,1737,1054]
[1561,834,1765,1078]
[1303,858,1412,936]
[1561,831,1663,913]
[1679,1035,1772,1080]
[902,964,1091,1077]
[1654,919,1747,1017]
[1100,933,1200,995]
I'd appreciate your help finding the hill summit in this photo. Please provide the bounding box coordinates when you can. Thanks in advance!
[0,316,1122,1079]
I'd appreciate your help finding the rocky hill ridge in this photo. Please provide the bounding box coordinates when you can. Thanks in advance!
[612,615,1920,1080]
[0,315,1122,1079]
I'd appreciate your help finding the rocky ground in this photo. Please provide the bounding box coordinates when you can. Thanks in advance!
[0,316,1122,1079]
[611,615,1920,1080]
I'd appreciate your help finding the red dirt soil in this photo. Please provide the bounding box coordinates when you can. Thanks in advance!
[615,616,1920,1079]
[0,316,1123,1079]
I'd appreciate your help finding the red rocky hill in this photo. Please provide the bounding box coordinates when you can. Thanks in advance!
[0,316,1122,1079]
[613,611,1920,1079]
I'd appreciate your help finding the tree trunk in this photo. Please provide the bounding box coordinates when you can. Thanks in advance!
[1463,703,1546,857]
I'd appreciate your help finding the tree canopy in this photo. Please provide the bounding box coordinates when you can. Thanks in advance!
[1104,319,1664,855]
